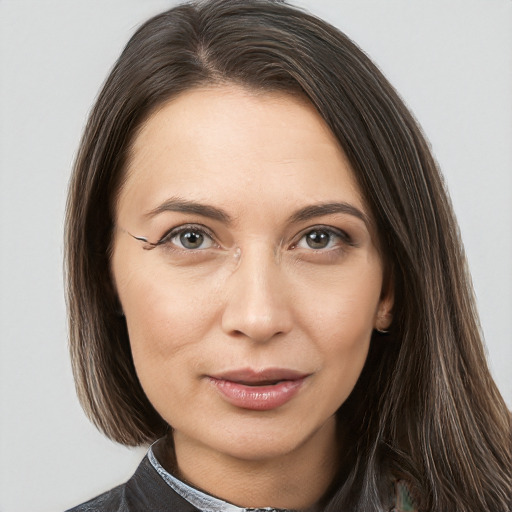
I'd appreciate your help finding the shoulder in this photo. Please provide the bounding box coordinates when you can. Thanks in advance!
[65,484,126,512]
[65,455,199,512]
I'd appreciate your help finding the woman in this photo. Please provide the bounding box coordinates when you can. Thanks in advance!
[65,1,511,511]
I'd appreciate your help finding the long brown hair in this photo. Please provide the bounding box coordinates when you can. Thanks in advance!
[65,1,511,510]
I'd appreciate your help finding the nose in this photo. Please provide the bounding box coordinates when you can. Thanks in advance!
[221,245,293,343]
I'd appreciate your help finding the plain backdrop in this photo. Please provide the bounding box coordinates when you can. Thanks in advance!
[0,1,511,511]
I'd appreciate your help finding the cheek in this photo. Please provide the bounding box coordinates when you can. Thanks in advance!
[293,262,383,342]
[117,266,219,376]
[308,305,373,410]
[315,305,373,381]
[292,264,381,391]
[128,291,206,353]
[120,285,209,413]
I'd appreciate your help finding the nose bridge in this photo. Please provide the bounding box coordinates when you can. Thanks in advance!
[221,242,292,342]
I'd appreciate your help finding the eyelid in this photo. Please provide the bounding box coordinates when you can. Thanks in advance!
[155,223,218,248]
[148,223,354,252]
[290,225,354,249]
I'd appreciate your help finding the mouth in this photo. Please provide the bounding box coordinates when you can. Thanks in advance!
[210,367,309,383]
[235,379,288,386]
[207,368,310,411]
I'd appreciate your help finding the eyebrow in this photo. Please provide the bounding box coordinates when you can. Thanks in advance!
[145,197,369,228]
[288,202,370,227]
[145,197,233,224]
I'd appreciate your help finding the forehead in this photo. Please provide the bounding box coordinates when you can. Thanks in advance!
[117,85,365,223]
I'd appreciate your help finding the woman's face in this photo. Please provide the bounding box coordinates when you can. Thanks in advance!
[112,85,392,462]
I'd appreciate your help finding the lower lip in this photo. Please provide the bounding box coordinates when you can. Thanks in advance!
[208,377,306,411]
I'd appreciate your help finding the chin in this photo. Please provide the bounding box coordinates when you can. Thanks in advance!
[198,413,335,463]
[214,432,308,462]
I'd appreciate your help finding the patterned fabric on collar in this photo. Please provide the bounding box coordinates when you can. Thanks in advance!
[148,442,297,512]
[148,441,418,512]
[391,480,418,512]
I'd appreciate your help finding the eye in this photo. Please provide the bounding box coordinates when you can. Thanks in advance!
[295,227,350,250]
[175,230,208,249]
[157,225,216,250]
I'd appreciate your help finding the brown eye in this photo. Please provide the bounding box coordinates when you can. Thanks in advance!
[304,230,333,249]
[294,227,351,251]
[158,225,216,250]
[179,230,205,249]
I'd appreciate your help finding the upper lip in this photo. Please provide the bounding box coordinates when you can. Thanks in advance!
[208,368,310,384]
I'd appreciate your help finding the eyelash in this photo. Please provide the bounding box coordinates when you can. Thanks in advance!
[154,224,218,250]
[292,225,354,251]
[152,223,354,253]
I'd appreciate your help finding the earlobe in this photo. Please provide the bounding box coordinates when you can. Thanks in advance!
[374,307,392,333]
[375,279,394,333]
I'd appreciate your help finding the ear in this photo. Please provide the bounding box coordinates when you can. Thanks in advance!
[375,275,394,332]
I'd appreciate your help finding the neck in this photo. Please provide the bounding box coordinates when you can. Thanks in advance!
[169,418,339,510]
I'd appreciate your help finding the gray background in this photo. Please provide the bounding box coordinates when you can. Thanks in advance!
[1,1,510,511]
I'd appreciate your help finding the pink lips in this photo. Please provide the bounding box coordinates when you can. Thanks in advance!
[207,368,309,411]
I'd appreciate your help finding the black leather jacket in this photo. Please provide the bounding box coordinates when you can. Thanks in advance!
[65,455,200,512]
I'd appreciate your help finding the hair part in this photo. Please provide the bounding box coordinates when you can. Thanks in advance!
[66,1,511,510]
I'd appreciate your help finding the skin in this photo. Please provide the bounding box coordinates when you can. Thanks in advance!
[111,85,393,509]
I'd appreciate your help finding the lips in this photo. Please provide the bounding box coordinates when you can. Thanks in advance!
[207,368,310,411]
